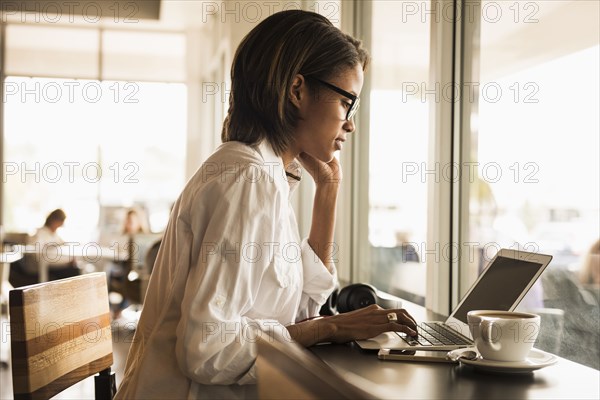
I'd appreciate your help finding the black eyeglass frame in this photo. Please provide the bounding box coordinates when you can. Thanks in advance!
[307,77,360,121]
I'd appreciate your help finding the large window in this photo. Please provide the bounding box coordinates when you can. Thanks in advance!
[463,0,599,369]
[2,21,187,244]
[365,0,431,305]
[356,0,598,370]
[3,77,187,241]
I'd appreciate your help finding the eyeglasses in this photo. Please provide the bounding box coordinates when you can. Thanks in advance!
[308,77,360,121]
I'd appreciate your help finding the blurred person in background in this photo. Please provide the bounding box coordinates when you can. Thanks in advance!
[10,209,80,286]
[580,239,600,288]
[123,208,149,236]
[109,208,150,320]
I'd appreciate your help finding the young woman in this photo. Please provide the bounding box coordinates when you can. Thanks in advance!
[26,209,79,281]
[115,10,417,399]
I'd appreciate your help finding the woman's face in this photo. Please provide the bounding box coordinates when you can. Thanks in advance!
[125,213,141,234]
[291,64,364,163]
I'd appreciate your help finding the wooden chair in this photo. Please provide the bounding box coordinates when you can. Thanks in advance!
[9,272,116,400]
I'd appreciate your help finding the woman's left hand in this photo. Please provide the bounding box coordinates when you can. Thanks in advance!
[287,304,419,347]
[298,152,342,187]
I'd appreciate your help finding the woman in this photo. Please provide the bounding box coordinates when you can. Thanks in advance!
[116,10,417,399]
[23,209,79,281]
[33,209,67,243]
[122,208,149,235]
[108,208,149,319]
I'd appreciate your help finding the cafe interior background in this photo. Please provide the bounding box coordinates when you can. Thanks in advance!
[0,0,598,388]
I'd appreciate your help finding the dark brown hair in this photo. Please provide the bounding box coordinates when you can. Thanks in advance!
[44,209,66,227]
[222,10,370,155]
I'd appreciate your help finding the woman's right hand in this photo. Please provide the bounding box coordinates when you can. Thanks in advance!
[287,305,418,347]
[324,304,418,343]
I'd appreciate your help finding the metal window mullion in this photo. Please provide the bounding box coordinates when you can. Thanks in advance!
[455,0,482,305]
[0,21,5,227]
[450,0,464,312]
[347,0,371,285]
[426,0,457,315]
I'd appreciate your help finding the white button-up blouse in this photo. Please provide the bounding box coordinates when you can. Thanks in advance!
[115,140,338,399]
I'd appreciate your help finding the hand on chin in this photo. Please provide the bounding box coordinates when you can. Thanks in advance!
[298,151,342,185]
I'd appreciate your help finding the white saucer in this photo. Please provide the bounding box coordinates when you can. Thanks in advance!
[448,347,558,373]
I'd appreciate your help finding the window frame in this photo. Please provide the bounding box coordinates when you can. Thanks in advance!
[343,0,458,315]
[455,0,481,306]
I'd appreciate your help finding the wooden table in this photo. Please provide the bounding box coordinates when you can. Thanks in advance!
[20,244,127,282]
[309,302,600,399]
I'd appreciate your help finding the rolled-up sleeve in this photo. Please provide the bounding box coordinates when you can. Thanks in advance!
[297,238,338,321]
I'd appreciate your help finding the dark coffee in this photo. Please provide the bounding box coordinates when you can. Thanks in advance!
[476,312,534,319]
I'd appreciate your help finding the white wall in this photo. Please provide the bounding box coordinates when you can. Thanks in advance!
[184,0,302,178]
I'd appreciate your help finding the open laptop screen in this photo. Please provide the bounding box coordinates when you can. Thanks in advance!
[452,256,544,324]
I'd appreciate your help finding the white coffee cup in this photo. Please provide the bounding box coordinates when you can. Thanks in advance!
[467,310,540,362]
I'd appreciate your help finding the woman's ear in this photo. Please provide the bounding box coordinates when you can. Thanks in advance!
[289,74,305,109]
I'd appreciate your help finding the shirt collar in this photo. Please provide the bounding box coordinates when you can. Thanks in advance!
[255,140,302,197]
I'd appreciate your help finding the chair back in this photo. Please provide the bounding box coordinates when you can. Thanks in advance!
[9,272,113,400]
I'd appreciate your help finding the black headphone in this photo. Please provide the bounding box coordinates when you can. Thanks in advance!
[320,283,402,315]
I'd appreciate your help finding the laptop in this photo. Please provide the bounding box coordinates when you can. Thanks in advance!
[356,248,553,351]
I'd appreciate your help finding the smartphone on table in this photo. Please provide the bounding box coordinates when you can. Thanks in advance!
[378,348,457,363]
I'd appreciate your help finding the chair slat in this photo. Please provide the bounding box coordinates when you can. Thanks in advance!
[10,273,113,399]
[15,354,113,400]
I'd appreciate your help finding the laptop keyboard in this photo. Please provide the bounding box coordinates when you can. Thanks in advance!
[401,322,472,346]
